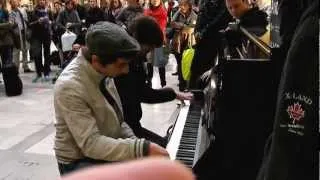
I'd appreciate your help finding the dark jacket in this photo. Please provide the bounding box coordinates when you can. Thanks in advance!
[56,9,81,35]
[189,0,232,89]
[114,55,176,129]
[85,7,105,27]
[258,1,318,180]
[0,9,14,47]
[195,0,231,39]
[225,7,269,58]
[278,0,314,52]
[29,6,53,39]
[239,7,268,36]
[105,8,122,23]
[116,6,143,28]
[75,4,87,20]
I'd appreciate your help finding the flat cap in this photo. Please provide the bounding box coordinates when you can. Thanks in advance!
[86,22,141,58]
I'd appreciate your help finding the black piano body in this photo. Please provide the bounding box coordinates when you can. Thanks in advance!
[166,24,282,180]
[193,58,279,180]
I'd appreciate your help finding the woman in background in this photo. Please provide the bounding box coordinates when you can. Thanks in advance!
[171,0,197,91]
[56,0,81,35]
[85,0,105,27]
[116,0,143,29]
[105,0,123,23]
[144,0,167,87]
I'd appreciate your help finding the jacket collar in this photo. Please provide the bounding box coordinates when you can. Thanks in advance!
[79,50,106,86]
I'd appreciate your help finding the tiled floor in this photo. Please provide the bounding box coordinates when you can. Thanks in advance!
[0,55,180,179]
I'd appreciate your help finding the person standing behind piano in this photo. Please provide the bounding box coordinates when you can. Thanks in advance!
[224,0,269,58]
[171,0,197,91]
[54,22,169,176]
[28,0,53,82]
[115,16,193,148]
[55,0,81,35]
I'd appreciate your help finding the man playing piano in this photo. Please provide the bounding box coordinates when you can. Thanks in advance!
[54,22,168,176]
[115,16,193,148]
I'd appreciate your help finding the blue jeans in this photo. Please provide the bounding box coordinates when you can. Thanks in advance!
[57,157,109,176]
[30,38,51,77]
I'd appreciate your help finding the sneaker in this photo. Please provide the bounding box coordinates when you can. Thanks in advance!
[52,77,57,84]
[32,76,41,83]
[44,76,50,82]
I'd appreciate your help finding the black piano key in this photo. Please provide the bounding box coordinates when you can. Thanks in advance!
[174,101,202,167]
[176,157,194,166]
[176,156,194,162]
[179,144,196,150]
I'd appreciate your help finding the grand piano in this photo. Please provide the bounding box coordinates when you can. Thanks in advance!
[166,22,281,180]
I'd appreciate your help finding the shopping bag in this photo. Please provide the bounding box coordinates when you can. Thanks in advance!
[50,41,58,55]
[61,31,77,52]
[181,47,195,81]
[153,46,169,67]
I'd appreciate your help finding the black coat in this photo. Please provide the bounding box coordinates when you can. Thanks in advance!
[0,9,14,47]
[76,4,87,20]
[29,6,53,39]
[189,0,231,89]
[225,7,268,58]
[195,0,231,39]
[258,1,318,180]
[114,55,176,131]
[85,7,105,27]
[278,0,314,52]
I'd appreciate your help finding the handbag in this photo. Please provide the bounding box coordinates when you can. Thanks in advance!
[181,32,196,81]
[166,27,174,40]
[61,30,77,52]
[181,46,195,81]
[152,46,169,67]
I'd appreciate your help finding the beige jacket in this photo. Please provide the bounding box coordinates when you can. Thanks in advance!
[54,51,148,163]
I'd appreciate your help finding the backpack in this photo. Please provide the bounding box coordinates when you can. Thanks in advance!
[2,63,23,96]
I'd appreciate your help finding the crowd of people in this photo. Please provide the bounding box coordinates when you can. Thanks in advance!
[0,0,199,87]
[4,0,308,178]
[50,0,273,176]
[1,0,271,88]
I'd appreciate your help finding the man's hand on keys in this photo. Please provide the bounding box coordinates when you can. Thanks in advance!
[148,143,169,157]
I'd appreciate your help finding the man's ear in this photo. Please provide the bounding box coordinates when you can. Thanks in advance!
[91,55,101,68]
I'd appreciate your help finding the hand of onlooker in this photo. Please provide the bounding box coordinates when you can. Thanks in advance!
[38,17,44,23]
[66,22,72,29]
[170,22,178,28]
[182,31,188,40]
[148,142,169,157]
[39,17,49,23]
[62,158,195,180]
[176,92,193,101]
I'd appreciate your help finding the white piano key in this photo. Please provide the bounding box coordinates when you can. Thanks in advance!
[166,104,190,160]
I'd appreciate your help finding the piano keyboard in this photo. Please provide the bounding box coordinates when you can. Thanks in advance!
[166,101,202,167]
